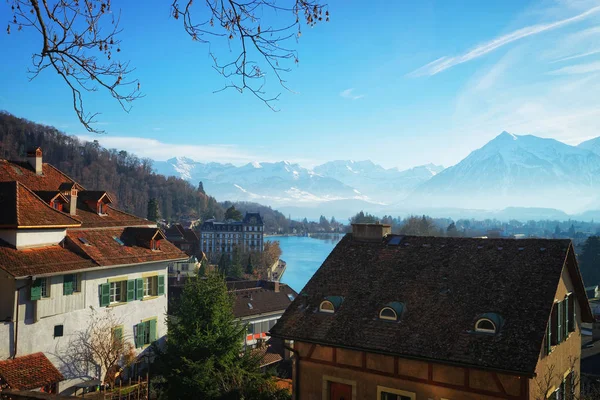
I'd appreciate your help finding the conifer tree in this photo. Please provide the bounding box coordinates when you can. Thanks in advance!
[147,198,160,222]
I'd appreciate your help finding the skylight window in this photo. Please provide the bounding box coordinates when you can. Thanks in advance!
[319,300,335,313]
[78,237,91,246]
[475,319,496,333]
[379,302,405,322]
[379,307,397,321]
[247,303,253,309]
[287,294,295,301]
[474,313,504,334]
[113,236,125,246]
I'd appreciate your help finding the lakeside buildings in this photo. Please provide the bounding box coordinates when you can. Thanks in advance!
[199,212,265,259]
[270,223,593,400]
[0,148,187,394]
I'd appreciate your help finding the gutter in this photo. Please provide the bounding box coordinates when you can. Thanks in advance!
[282,341,300,400]
[269,333,535,379]
[13,257,189,280]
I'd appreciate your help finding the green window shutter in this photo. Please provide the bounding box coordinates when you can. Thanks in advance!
[100,283,110,307]
[557,301,563,343]
[551,302,558,346]
[568,293,576,332]
[564,296,570,338]
[149,319,157,342]
[31,279,42,301]
[63,274,74,296]
[113,326,123,344]
[136,278,144,300]
[157,275,165,296]
[135,322,145,348]
[126,280,135,302]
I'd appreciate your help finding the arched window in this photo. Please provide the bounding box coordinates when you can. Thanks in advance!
[319,300,335,313]
[379,307,397,321]
[475,318,496,333]
[379,302,405,321]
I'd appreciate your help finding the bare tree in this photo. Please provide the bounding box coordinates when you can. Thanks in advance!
[532,356,600,400]
[71,306,135,387]
[7,0,328,133]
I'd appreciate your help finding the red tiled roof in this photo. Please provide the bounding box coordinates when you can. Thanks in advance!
[70,204,152,229]
[230,281,297,319]
[251,346,283,368]
[0,240,97,277]
[0,353,64,390]
[0,160,80,191]
[0,181,80,228]
[66,228,187,267]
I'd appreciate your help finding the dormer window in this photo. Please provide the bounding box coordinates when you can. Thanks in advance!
[379,302,405,322]
[319,300,335,313]
[151,239,161,251]
[474,313,504,334]
[98,202,106,215]
[319,296,344,313]
[51,201,63,211]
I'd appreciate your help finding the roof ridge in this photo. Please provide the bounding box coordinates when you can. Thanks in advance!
[44,162,86,190]
[14,181,20,226]
[18,181,81,226]
[106,204,151,223]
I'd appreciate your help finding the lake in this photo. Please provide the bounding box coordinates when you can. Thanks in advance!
[268,234,343,293]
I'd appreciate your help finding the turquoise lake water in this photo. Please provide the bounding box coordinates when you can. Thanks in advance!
[269,235,343,293]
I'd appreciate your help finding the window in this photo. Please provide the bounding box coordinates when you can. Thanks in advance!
[40,278,50,298]
[144,276,157,297]
[287,294,295,301]
[376,387,415,400]
[475,319,496,333]
[320,300,335,313]
[135,318,157,348]
[109,281,127,303]
[53,325,64,338]
[151,239,161,251]
[63,274,80,295]
[113,236,125,246]
[549,296,575,349]
[379,307,398,321]
[98,202,106,215]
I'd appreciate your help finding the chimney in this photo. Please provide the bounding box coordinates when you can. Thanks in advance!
[69,188,78,216]
[351,223,391,242]
[26,147,43,175]
[274,281,280,293]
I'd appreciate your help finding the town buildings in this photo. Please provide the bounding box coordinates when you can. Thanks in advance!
[0,148,187,394]
[270,223,593,400]
[164,223,201,257]
[199,213,264,259]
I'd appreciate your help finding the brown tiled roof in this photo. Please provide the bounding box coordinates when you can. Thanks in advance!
[183,229,199,243]
[69,204,152,229]
[66,228,187,267]
[0,160,80,191]
[34,191,67,204]
[270,234,593,376]
[78,190,112,203]
[0,353,64,390]
[0,182,80,228]
[0,239,96,277]
[231,280,297,319]
[251,345,283,368]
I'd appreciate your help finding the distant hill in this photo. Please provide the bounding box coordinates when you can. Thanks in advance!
[0,111,224,222]
[579,136,600,156]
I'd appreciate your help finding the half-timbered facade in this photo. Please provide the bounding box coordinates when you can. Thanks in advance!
[270,223,594,400]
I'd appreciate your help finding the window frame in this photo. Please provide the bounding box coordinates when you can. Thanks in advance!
[322,375,357,400]
[319,300,335,313]
[109,280,126,304]
[40,277,50,298]
[475,318,496,334]
[376,386,416,400]
[379,307,398,321]
[144,276,158,297]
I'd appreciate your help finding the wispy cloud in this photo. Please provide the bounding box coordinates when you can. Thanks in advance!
[76,135,268,165]
[152,127,162,131]
[408,5,600,77]
[549,60,600,74]
[340,88,364,100]
[550,49,600,63]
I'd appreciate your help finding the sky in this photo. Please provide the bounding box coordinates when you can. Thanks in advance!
[2,0,600,170]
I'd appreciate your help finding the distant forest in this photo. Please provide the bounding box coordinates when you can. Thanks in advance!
[0,111,224,221]
[0,111,346,233]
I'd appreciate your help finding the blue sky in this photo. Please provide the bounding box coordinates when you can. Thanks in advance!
[2,0,600,170]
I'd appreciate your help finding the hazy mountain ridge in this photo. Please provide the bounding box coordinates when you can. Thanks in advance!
[153,131,600,219]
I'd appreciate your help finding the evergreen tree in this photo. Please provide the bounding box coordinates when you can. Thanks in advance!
[446,222,458,237]
[579,236,600,287]
[568,224,576,237]
[198,258,208,277]
[197,181,205,194]
[147,198,160,222]
[230,246,244,278]
[245,255,254,275]
[152,273,290,399]
[225,205,243,221]
[554,225,561,236]
[218,254,231,276]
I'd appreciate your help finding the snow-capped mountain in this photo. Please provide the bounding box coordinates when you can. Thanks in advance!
[313,160,443,202]
[153,158,367,205]
[409,132,600,213]
[579,136,600,157]
[153,132,600,217]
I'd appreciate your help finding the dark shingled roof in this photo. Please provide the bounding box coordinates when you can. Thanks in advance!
[78,190,113,203]
[269,234,593,376]
[230,280,297,319]
[0,353,64,390]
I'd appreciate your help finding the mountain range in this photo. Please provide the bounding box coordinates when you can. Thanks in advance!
[153,132,600,220]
